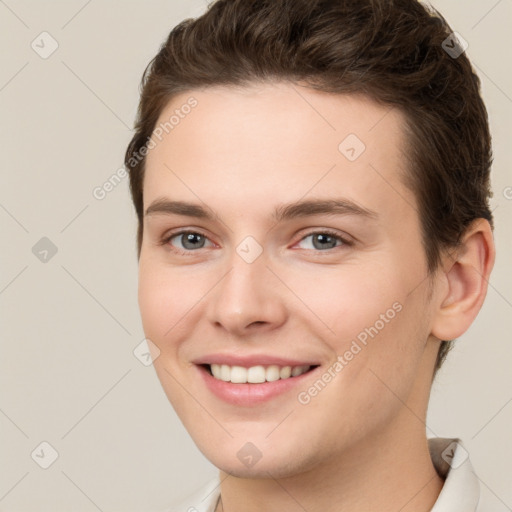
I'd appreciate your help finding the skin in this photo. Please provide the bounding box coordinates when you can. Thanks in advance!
[138,82,495,512]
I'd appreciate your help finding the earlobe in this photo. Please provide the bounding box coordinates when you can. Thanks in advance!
[431,219,495,341]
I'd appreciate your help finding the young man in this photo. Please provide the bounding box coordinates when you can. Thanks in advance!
[125,1,495,510]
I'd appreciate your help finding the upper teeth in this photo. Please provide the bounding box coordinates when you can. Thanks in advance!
[210,364,311,383]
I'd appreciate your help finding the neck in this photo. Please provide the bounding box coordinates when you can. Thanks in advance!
[216,341,444,512]
[216,415,444,512]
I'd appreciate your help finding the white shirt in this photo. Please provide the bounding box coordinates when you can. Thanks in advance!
[164,438,490,512]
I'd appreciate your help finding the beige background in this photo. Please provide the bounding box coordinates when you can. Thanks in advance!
[1,1,511,511]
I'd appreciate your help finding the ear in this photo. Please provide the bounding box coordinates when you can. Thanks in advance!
[431,218,495,341]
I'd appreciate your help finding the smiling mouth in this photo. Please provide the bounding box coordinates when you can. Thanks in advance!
[202,363,319,384]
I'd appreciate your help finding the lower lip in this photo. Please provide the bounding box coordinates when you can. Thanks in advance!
[197,365,318,406]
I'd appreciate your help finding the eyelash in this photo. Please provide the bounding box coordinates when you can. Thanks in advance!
[159,228,353,256]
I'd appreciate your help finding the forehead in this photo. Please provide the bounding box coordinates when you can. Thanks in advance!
[143,82,415,224]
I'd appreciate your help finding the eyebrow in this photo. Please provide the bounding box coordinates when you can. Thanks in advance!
[144,197,378,222]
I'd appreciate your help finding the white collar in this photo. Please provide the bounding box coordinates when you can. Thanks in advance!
[428,437,480,511]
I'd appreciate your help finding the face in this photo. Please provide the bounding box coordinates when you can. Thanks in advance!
[138,83,440,478]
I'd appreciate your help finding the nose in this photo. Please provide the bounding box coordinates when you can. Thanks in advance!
[205,253,288,337]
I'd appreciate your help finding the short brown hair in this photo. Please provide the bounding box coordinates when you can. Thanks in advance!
[125,0,493,375]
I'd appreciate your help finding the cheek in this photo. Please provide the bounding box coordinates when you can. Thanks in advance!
[137,259,197,346]
[331,284,430,418]
[138,268,167,340]
[137,260,204,410]
[287,260,428,387]
[283,260,406,344]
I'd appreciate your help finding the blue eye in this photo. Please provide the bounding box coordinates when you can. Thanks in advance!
[296,231,347,250]
[299,229,352,252]
[167,231,213,251]
[161,229,351,255]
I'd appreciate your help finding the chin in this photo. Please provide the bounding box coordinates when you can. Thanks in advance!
[198,440,322,480]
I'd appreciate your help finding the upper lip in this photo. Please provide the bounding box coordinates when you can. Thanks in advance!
[192,354,319,367]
